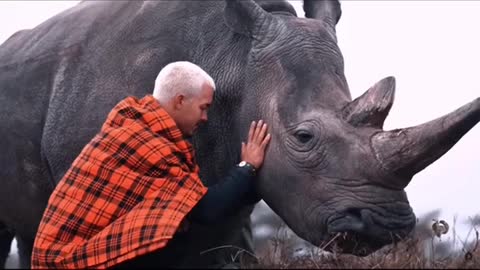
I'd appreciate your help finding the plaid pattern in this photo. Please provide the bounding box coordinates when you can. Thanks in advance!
[31,95,208,269]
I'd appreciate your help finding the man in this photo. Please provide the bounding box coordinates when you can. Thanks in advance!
[31,61,271,269]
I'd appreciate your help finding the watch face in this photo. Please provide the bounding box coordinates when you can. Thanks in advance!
[239,161,247,167]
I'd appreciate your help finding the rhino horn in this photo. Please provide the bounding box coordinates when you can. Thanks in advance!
[304,0,342,26]
[342,77,396,129]
[372,97,480,188]
[224,0,270,38]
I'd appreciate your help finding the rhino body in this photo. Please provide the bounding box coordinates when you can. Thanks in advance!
[0,0,479,268]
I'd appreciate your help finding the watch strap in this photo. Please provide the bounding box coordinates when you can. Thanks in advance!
[238,160,256,176]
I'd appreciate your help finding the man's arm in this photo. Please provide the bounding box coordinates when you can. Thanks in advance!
[189,120,270,225]
[189,165,257,224]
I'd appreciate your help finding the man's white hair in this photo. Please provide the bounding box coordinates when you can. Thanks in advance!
[153,61,215,103]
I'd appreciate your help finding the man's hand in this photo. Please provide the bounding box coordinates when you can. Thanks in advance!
[241,120,271,169]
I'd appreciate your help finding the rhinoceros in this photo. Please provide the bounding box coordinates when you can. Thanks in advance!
[0,0,479,268]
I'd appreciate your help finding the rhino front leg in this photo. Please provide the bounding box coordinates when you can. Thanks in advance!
[0,222,14,269]
[16,235,33,269]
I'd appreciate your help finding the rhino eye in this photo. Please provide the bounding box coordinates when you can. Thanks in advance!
[294,130,313,143]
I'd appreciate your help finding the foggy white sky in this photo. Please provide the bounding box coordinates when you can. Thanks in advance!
[0,0,478,244]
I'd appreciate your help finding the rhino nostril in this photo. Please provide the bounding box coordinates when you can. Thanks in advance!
[328,208,367,234]
[345,208,363,220]
[340,208,368,233]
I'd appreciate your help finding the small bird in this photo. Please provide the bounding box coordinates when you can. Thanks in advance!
[432,219,449,238]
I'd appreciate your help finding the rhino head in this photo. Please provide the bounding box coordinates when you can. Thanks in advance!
[225,0,479,255]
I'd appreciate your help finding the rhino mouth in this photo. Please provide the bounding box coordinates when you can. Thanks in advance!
[321,231,387,256]
[323,208,416,256]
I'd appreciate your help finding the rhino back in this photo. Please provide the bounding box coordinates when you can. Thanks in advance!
[4,1,240,183]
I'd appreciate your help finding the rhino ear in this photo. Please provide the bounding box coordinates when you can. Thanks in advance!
[224,0,270,37]
[342,77,396,129]
[256,0,297,16]
[303,0,342,26]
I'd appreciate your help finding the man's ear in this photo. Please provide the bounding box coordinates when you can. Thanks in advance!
[173,94,185,110]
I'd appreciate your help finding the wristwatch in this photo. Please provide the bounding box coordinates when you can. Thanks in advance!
[238,161,256,176]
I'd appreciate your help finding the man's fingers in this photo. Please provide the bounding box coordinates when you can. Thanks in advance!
[252,120,263,142]
[241,142,246,154]
[256,123,268,143]
[261,133,271,148]
[248,121,255,142]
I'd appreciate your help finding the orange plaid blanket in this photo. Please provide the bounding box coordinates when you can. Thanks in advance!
[31,95,208,269]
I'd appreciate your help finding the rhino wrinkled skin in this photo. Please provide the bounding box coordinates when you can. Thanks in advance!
[0,0,478,268]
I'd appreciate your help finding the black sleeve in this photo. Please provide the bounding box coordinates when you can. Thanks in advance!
[189,166,261,225]
[242,184,262,205]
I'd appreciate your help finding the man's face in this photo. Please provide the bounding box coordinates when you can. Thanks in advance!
[174,83,214,137]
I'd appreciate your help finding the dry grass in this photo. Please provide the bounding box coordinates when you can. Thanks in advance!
[238,220,480,269]
[245,236,479,269]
